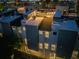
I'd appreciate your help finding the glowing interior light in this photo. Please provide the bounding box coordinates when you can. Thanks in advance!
[44,43,49,49]
[23,27,26,31]
[51,44,56,51]
[17,7,26,13]
[39,43,43,49]
[39,31,43,35]
[45,31,49,38]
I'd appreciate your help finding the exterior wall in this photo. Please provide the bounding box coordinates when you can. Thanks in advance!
[39,30,51,56]
[1,23,18,44]
[26,25,39,51]
[56,30,78,59]
[38,29,58,58]
[51,19,78,59]
[2,23,13,38]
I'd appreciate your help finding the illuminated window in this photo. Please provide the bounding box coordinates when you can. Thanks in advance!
[23,26,26,31]
[45,31,49,38]
[44,43,49,49]
[39,2,42,5]
[51,44,56,51]
[72,51,78,58]
[39,31,43,35]
[17,7,26,14]
[53,12,56,14]
[12,26,16,30]
[24,38,27,45]
[18,27,22,33]
[0,33,3,37]
[39,43,43,49]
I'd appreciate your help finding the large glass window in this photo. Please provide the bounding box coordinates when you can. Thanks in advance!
[0,33,3,38]
[22,26,26,31]
[72,51,78,58]
[45,31,50,38]
[24,38,27,45]
[18,27,22,33]
[44,43,49,49]
[51,44,56,51]
[39,31,43,35]
[39,43,43,49]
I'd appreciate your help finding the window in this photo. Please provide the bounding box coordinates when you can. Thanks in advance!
[39,43,43,49]
[24,38,27,45]
[0,33,3,37]
[12,26,23,38]
[17,7,26,14]
[12,26,22,33]
[12,26,16,30]
[45,31,50,38]
[18,27,22,33]
[51,44,56,51]
[22,26,26,31]
[44,43,49,49]
[39,31,43,35]
[72,51,78,58]
[53,32,57,35]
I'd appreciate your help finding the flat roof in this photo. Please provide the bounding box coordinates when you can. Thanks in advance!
[0,15,22,23]
[52,20,79,32]
[22,17,43,26]
[3,9,15,14]
[22,10,55,31]
[54,10,62,18]
[23,10,33,15]
[60,20,78,31]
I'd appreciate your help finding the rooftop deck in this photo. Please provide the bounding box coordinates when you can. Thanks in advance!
[22,10,55,31]
[22,17,43,26]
